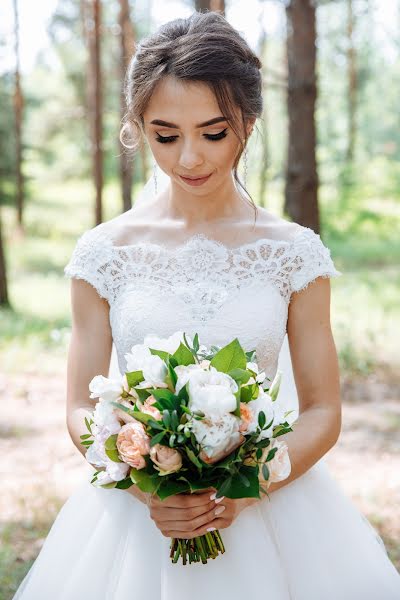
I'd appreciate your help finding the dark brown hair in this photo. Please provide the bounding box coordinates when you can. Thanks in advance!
[120,10,263,219]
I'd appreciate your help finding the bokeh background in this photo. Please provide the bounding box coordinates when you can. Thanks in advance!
[0,0,399,597]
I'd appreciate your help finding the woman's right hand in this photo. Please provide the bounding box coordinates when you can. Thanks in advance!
[145,488,221,539]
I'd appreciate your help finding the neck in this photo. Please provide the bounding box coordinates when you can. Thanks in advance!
[156,173,251,227]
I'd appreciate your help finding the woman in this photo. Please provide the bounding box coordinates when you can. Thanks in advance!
[13,10,400,600]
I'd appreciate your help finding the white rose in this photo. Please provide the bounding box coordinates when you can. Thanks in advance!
[191,413,241,458]
[262,439,291,483]
[124,345,168,388]
[187,367,238,417]
[89,375,125,403]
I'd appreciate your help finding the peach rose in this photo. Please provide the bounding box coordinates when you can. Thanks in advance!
[239,402,253,433]
[150,443,182,475]
[139,395,162,421]
[116,422,150,469]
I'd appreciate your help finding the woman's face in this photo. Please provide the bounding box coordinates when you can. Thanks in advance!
[142,76,252,193]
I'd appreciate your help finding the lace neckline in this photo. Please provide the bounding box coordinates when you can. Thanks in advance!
[105,227,310,254]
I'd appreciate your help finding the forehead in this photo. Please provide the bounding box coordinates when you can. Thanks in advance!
[143,76,222,124]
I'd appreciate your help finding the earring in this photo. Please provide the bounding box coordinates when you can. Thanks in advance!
[153,160,158,195]
[243,146,248,188]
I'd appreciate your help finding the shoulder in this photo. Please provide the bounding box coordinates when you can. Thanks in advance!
[252,208,301,242]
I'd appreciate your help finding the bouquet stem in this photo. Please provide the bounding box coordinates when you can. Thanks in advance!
[170,531,225,564]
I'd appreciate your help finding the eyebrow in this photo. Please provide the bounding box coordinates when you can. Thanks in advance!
[149,116,228,129]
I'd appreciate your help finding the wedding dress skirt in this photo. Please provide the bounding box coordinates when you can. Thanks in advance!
[13,338,400,600]
[12,457,400,600]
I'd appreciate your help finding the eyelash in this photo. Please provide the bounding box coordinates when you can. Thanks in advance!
[155,128,228,144]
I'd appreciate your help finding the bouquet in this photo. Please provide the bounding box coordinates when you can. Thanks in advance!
[80,331,295,564]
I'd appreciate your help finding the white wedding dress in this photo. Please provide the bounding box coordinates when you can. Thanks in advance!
[13,221,400,600]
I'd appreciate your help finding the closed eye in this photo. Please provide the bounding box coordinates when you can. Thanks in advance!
[155,128,228,144]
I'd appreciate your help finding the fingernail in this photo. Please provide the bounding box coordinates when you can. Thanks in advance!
[214,496,225,504]
[214,505,226,516]
[207,527,216,532]
[209,492,216,500]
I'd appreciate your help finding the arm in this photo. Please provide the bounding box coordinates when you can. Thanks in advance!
[265,275,342,495]
[65,277,148,505]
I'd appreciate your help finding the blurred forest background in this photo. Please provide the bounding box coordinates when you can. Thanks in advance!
[1,0,399,597]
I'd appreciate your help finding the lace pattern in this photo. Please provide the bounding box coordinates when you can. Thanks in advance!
[64,223,342,377]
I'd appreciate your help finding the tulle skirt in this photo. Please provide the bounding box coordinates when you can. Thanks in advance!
[12,457,400,600]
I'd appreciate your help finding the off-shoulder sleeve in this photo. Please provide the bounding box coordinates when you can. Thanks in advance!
[64,223,114,303]
[289,226,342,294]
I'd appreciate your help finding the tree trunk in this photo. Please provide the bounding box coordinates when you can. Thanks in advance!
[284,0,319,233]
[119,0,135,212]
[346,0,357,163]
[13,0,24,231]
[0,210,10,307]
[195,0,225,16]
[86,0,103,225]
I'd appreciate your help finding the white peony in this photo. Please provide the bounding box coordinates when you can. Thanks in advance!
[191,413,241,458]
[175,363,208,395]
[187,367,238,417]
[124,345,168,388]
[89,375,125,403]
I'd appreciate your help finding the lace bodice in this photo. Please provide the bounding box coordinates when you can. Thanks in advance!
[64,223,342,381]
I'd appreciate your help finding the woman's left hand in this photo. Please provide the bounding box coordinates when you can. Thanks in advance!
[198,494,259,535]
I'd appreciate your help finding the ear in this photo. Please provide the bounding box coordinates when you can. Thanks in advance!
[246,117,256,137]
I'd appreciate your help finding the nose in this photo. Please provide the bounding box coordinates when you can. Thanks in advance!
[178,140,204,171]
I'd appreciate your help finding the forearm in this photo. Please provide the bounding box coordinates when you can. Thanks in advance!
[263,405,341,495]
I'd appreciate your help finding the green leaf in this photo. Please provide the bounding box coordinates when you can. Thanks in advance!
[125,370,144,388]
[186,447,203,470]
[149,347,170,361]
[240,385,254,404]
[173,342,196,366]
[152,389,175,402]
[258,410,266,429]
[105,434,118,451]
[162,410,171,429]
[157,478,190,500]
[150,431,166,447]
[266,447,278,462]
[130,468,157,493]
[80,433,92,440]
[101,481,118,489]
[193,333,200,352]
[210,338,247,373]
[170,410,179,431]
[116,477,133,489]
[169,434,176,447]
[84,417,93,434]
[228,368,251,386]
[262,463,270,481]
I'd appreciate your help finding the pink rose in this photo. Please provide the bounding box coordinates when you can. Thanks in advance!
[140,395,162,421]
[116,422,151,469]
[150,443,182,475]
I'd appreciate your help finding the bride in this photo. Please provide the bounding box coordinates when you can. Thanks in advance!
[13,10,400,600]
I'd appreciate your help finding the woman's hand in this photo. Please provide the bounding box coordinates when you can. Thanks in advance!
[145,487,259,538]
[203,496,259,533]
[145,487,223,539]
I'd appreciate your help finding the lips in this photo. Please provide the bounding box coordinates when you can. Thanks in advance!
[178,173,213,186]
[179,174,211,180]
